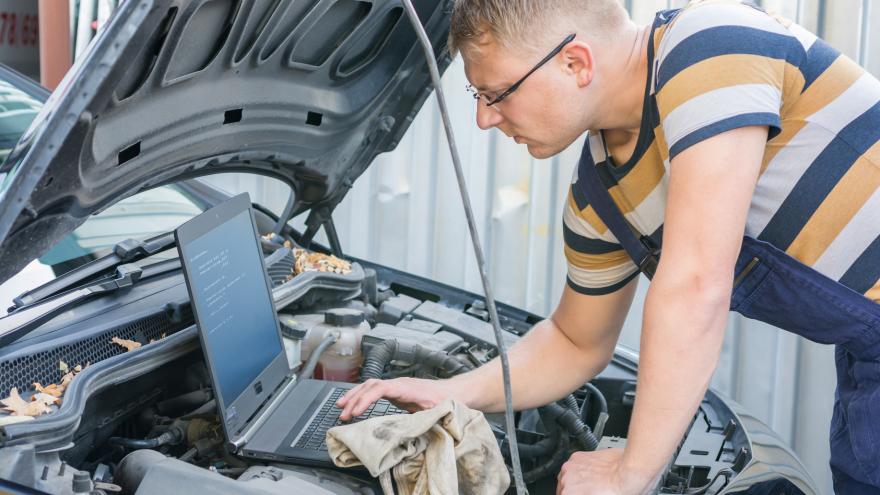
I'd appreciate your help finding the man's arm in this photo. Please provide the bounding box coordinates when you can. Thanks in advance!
[619,125,767,491]
[336,279,637,419]
[456,280,638,412]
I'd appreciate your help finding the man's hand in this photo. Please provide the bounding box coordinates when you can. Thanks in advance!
[336,377,456,421]
[556,448,652,495]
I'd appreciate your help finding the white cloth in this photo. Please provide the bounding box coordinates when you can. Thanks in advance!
[326,400,510,495]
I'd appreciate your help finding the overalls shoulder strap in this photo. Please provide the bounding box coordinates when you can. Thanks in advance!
[575,134,661,279]
[578,134,880,491]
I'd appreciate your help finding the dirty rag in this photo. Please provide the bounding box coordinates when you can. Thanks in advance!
[326,399,510,495]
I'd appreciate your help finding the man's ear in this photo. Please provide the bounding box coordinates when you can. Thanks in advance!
[561,41,594,88]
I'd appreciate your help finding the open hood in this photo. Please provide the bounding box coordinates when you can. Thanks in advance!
[0,0,452,284]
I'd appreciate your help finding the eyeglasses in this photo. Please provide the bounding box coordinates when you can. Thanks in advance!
[466,33,577,107]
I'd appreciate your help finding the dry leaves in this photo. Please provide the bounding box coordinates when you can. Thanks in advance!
[33,382,64,399]
[1,362,87,419]
[289,249,352,279]
[60,363,84,389]
[259,236,350,280]
[261,233,293,250]
[1,388,55,417]
[111,337,142,351]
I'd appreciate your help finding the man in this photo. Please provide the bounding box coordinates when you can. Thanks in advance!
[338,0,880,492]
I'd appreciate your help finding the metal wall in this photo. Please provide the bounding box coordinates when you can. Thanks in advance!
[75,1,871,492]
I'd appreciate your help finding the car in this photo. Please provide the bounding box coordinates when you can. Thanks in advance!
[0,1,819,494]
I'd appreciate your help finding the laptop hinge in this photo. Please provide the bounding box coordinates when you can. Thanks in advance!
[229,374,298,451]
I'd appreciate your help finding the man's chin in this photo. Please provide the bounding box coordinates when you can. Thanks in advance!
[526,143,563,160]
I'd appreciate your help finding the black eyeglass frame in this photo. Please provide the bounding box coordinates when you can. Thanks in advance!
[467,33,577,107]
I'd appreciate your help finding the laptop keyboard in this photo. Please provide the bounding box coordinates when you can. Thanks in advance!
[293,387,407,451]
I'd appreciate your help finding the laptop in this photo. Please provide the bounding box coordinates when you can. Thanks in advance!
[175,193,403,465]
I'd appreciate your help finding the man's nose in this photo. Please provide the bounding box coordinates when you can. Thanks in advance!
[475,101,503,130]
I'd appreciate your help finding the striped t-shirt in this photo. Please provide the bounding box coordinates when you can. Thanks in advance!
[564,0,880,303]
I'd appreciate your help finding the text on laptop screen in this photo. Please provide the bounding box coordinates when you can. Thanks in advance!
[181,209,283,406]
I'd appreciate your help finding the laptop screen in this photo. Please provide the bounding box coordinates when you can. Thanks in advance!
[177,198,284,409]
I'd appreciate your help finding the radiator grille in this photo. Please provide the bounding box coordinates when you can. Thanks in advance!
[0,312,186,398]
[0,251,291,398]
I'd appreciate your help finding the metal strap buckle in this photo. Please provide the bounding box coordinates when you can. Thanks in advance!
[638,236,661,279]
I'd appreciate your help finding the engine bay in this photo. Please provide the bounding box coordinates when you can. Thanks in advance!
[0,239,749,494]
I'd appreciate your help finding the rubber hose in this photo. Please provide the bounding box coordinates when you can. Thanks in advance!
[360,339,397,381]
[412,344,474,375]
[514,432,559,459]
[108,430,178,450]
[581,382,608,426]
[360,339,474,382]
[182,399,216,419]
[545,402,599,451]
[522,435,571,484]
[514,407,562,459]
[563,394,579,415]
[156,389,212,416]
[300,331,339,380]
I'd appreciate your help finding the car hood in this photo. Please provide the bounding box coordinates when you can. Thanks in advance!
[0,0,452,284]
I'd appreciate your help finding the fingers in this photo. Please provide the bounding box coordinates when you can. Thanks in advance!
[335,378,441,421]
[335,382,365,408]
[556,460,567,495]
[337,379,386,421]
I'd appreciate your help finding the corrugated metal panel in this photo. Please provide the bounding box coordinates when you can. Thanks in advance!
[77,1,875,492]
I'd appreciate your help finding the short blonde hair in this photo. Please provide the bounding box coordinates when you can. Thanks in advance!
[448,0,629,56]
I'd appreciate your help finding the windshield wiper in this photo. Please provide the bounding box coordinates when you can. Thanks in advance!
[11,233,176,311]
[0,264,144,347]
[0,239,291,347]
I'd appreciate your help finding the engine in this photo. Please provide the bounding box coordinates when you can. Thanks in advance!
[3,243,740,495]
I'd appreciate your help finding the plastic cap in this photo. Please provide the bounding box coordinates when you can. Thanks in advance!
[278,315,309,339]
[72,471,92,493]
[324,308,365,327]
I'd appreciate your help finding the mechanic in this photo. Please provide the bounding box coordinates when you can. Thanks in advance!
[338,0,880,493]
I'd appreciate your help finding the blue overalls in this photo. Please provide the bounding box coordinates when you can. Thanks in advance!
[576,137,880,494]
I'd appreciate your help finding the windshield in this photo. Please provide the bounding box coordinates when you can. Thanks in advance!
[0,185,207,314]
[0,66,44,187]
[39,185,205,273]
[0,80,41,164]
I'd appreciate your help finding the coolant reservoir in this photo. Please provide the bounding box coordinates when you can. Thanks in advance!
[302,309,368,382]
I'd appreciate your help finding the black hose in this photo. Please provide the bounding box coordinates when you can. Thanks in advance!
[586,383,608,413]
[300,331,339,380]
[412,344,474,376]
[182,399,216,419]
[581,382,608,426]
[544,402,599,452]
[522,436,571,484]
[108,430,180,450]
[361,339,397,381]
[514,407,562,459]
[156,389,212,416]
[515,433,560,459]
[360,339,474,382]
[563,394,579,415]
